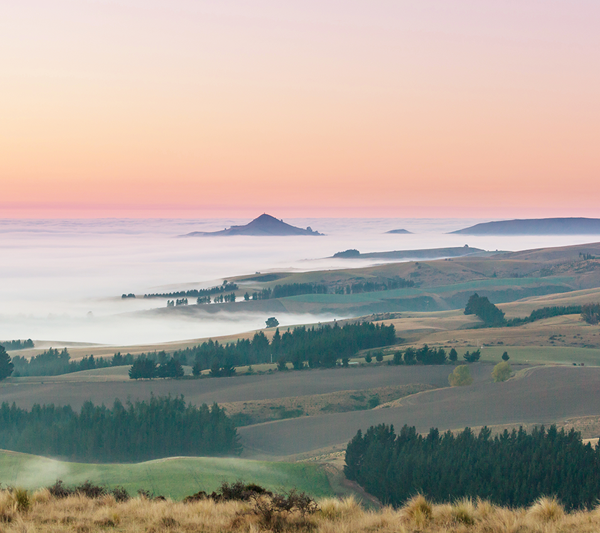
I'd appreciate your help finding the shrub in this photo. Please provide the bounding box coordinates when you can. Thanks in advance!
[492,361,512,382]
[393,351,402,365]
[502,351,510,361]
[448,365,473,386]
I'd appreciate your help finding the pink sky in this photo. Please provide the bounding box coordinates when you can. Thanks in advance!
[1,1,599,218]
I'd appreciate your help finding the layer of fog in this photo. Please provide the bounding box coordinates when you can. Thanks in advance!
[1,217,598,347]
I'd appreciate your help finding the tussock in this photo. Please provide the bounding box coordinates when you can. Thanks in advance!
[526,496,565,522]
[0,488,599,532]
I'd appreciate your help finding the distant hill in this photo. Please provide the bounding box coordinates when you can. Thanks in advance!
[182,214,323,237]
[386,229,412,234]
[452,218,600,235]
[333,245,485,260]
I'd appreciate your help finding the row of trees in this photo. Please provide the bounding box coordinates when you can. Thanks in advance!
[129,357,184,379]
[345,424,600,509]
[240,278,415,301]
[465,295,595,329]
[143,282,238,299]
[335,278,415,295]
[0,396,239,462]
[184,322,397,375]
[10,348,118,377]
[388,345,481,366]
[167,298,188,307]
[0,339,34,351]
[506,305,583,327]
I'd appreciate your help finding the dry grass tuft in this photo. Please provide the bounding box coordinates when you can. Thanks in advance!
[401,494,433,527]
[527,496,565,523]
[451,498,476,525]
[318,496,361,521]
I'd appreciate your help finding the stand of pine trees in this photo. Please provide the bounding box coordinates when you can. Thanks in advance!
[345,424,600,510]
[187,322,396,375]
[464,293,505,326]
[0,396,239,462]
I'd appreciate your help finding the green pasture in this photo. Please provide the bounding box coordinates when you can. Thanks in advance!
[284,277,574,304]
[469,346,600,366]
[0,451,333,500]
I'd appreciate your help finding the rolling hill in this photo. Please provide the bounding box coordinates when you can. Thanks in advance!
[0,452,333,499]
[452,217,600,235]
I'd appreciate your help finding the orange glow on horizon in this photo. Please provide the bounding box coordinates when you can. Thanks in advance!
[1,1,599,219]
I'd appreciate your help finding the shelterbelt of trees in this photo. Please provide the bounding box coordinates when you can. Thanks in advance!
[183,322,397,376]
[133,322,396,378]
[0,339,34,351]
[0,396,239,461]
[140,282,239,299]
[345,424,600,509]
[243,278,415,302]
[125,277,415,303]
[7,322,396,379]
[464,293,599,328]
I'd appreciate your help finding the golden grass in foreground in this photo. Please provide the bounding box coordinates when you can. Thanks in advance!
[2,490,600,532]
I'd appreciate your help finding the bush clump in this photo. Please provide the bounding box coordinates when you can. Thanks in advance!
[492,361,512,382]
[448,365,473,386]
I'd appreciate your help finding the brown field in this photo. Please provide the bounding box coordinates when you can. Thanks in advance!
[220,384,435,426]
[0,365,494,410]
[238,366,600,458]
[2,489,600,533]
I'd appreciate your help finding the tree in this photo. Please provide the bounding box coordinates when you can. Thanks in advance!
[502,351,510,362]
[448,365,473,386]
[375,351,384,362]
[403,347,416,365]
[393,351,402,365]
[449,348,458,362]
[492,361,512,382]
[0,347,14,380]
[464,293,505,326]
[128,358,156,379]
[265,317,279,328]
[581,303,600,325]
[365,354,372,363]
[244,292,250,301]
[464,349,481,363]
[276,357,288,371]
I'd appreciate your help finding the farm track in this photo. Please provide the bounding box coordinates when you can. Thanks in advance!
[238,366,600,458]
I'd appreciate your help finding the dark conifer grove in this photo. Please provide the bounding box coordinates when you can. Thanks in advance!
[0,396,239,462]
[345,424,600,509]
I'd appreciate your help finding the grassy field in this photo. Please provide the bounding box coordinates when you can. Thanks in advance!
[0,451,334,499]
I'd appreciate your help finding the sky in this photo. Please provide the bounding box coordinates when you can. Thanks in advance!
[1,1,599,219]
